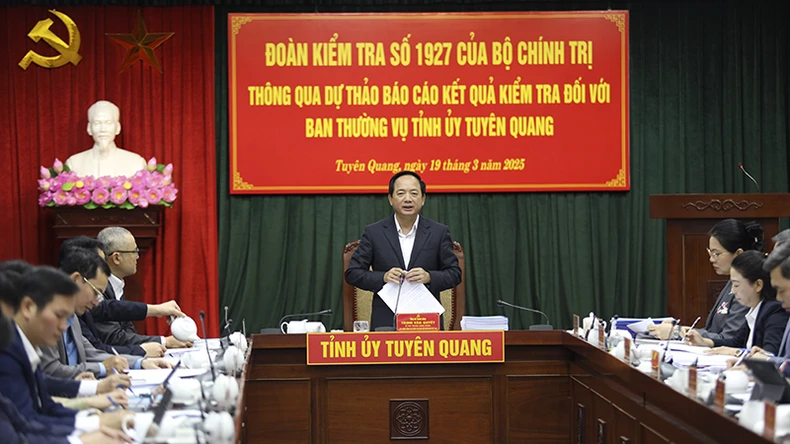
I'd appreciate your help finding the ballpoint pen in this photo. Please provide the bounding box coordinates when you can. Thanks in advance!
[107,395,121,410]
[732,349,748,367]
[681,316,701,342]
[112,367,136,396]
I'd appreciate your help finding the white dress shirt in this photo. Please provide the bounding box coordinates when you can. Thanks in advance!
[394,214,419,270]
[108,273,125,300]
[745,300,763,350]
[15,325,100,433]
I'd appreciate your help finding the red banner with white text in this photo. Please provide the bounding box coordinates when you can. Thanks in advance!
[229,12,629,194]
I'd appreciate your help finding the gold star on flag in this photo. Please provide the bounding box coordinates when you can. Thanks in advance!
[106,10,174,74]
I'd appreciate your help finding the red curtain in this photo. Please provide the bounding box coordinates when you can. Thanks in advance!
[0,6,219,335]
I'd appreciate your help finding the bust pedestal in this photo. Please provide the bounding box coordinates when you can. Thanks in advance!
[42,206,164,334]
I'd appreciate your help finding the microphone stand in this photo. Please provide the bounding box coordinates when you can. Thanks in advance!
[659,320,678,380]
[376,275,404,332]
[199,310,216,383]
[497,299,553,330]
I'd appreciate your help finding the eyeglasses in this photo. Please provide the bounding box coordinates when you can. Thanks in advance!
[82,276,104,299]
[706,248,728,260]
[112,248,140,256]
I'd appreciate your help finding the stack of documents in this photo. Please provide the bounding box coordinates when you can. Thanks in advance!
[618,317,675,335]
[460,316,509,331]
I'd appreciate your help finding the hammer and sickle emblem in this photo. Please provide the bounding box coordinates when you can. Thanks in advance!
[18,10,82,70]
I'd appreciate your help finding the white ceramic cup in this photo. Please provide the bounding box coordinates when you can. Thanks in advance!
[723,370,749,393]
[667,367,689,393]
[222,345,244,373]
[739,400,765,434]
[212,374,240,410]
[610,340,637,363]
[204,411,235,444]
[305,322,326,333]
[182,350,213,369]
[228,332,248,353]
[122,411,154,443]
[168,377,201,404]
[281,319,308,334]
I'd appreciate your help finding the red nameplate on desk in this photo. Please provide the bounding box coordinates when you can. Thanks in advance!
[396,313,440,331]
[306,331,505,365]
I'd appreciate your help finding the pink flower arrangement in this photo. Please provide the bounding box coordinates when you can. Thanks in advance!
[37,157,178,209]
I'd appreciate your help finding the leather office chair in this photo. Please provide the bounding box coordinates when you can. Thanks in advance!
[342,240,466,331]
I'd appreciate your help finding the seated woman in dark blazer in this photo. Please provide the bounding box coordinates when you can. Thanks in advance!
[649,219,764,341]
[686,250,789,355]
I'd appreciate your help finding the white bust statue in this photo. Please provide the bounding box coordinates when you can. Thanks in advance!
[65,100,147,178]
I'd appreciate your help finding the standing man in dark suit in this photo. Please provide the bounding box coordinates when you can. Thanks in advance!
[345,171,461,331]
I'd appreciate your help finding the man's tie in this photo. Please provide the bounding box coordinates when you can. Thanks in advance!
[63,326,79,366]
[778,318,790,358]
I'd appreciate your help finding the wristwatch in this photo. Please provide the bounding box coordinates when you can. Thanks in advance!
[734,349,745,357]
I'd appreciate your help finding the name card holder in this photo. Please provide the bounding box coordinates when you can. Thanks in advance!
[687,366,697,399]
[397,313,440,332]
[764,401,776,441]
[623,337,631,364]
[714,378,725,414]
[651,350,659,379]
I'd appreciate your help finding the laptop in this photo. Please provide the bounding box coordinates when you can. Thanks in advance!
[744,358,790,404]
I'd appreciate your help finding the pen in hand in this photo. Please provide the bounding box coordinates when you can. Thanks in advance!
[111,367,135,396]
[681,316,701,342]
[106,395,121,411]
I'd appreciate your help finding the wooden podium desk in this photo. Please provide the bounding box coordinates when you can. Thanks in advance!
[238,332,771,444]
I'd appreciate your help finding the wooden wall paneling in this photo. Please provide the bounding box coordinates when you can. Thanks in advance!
[639,424,671,444]
[245,379,311,443]
[591,389,613,444]
[613,405,638,444]
[324,377,492,444]
[571,377,594,444]
[506,375,570,443]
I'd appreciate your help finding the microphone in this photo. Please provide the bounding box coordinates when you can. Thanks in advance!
[199,310,216,382]
[659,320,678,380]
[222,306,233,337]
[277,309,333,329]
[584,314,597,341]
[376,274,405,332]
[739,164,760,190]
[497,300,552,330]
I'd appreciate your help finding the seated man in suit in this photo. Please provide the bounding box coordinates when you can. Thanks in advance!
[97,227,192,349]
[0,266,130,432]
[345,171,462,331]
[0,262,131,399]
[60,236,184,356]
[40,250,172,379]
[745,231,790,377]
[0,278,131,444]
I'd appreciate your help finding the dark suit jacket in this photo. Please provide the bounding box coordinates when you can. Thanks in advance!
[79,310,145,356]
[93,282,160,346]
[699,281,749,341]
[0,393,73,444]
[712,299,790,355]
[0,326,78,429]
[345,215,461,330]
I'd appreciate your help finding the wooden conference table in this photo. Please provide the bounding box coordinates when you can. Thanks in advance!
[235,331,772,443]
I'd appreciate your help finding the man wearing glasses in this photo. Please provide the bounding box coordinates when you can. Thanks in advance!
[96,227,191,349]
[40,249,171,379]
